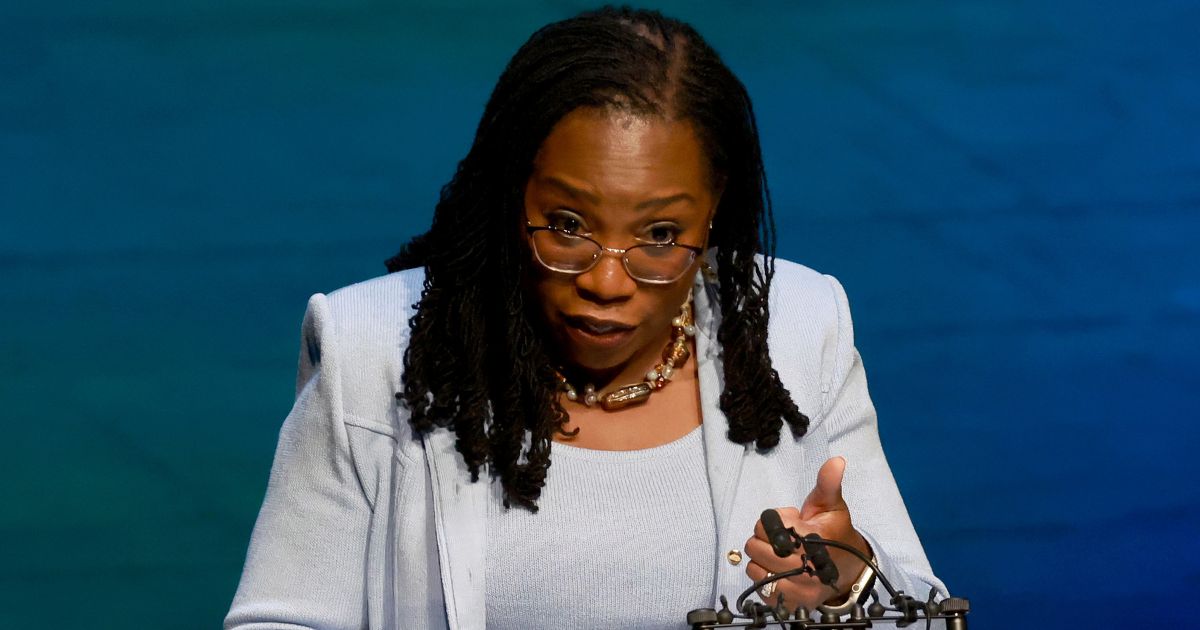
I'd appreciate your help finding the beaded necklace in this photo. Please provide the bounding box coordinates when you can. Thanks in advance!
[558,300,696,411]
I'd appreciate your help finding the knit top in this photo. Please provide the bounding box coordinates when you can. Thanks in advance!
[485,425,716,629]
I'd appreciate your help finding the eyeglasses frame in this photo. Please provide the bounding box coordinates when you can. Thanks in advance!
[524,223,706,285]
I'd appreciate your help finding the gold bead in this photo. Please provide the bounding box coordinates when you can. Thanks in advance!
[599,382,653,411]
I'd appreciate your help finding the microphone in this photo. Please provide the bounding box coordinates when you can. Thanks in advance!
[802,534,840,587]
[760,509,797,557]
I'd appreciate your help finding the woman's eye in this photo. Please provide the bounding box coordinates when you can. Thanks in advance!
[645,224,681,244]
[547,213,584,234]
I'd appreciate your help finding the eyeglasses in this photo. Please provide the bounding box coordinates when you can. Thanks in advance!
[525,223,704,284]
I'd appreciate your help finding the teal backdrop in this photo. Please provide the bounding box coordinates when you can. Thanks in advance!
[3,1,1198,628]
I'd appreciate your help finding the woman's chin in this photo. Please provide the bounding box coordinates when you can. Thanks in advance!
[562,350,630,377]
[560,343,641,381]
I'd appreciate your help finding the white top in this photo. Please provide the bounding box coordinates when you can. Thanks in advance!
[486,426,715,630]
[225,259,949,630]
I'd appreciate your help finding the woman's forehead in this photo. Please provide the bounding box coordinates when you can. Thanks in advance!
[529,108,715,206]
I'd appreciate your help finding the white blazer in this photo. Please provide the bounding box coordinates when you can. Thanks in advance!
[225,258,946,629]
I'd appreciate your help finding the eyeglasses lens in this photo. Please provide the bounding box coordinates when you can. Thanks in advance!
[531,229,598,273]
[625,246,696,283]
[531,230,695,283]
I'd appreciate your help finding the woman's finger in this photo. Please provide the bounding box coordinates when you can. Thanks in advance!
[744,536,797,574]
[744,560,782,605]
[753,507,803,541]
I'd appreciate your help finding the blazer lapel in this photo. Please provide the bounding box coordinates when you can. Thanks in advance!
[693,273,750,547]
[424,428,487,630]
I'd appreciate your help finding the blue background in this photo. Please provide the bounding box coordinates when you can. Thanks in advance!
[3,1,1198,627]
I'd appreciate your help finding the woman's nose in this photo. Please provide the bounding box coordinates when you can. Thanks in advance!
[575,251,637,303]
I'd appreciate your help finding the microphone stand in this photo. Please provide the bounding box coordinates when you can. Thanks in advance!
[685,510,970,630]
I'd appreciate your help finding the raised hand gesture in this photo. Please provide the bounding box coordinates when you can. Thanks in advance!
[743,456,871,609]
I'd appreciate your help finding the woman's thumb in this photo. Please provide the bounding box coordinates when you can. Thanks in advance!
[800,456,847,519]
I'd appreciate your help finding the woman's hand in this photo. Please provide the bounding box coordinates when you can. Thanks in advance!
[743,456,871,610]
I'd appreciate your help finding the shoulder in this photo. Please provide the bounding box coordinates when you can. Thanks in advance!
[761,257,856,419]
[320,267,426,345]
[765,257,849,340]
[301,267,426,435]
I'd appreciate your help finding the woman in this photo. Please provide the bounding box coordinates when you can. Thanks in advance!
[226,7,945,629]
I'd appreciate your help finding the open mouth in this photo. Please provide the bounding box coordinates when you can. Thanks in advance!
[562,314,637,349]
[563,314,636,335]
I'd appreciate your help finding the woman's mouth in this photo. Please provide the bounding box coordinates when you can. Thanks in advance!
[562,314,637,349]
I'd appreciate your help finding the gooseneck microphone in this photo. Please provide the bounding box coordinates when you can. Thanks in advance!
[689,509,971,629]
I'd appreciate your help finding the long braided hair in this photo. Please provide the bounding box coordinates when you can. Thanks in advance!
[387,7,808,510]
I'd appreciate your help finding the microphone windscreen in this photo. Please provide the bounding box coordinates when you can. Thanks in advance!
[760,509,794,557]
[803,534,840,586]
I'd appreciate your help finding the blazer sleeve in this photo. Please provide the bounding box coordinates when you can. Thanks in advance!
[225,294,372,629]
[816,274,949,603]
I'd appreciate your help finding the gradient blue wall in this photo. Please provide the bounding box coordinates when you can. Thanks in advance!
[3,1,1197,627]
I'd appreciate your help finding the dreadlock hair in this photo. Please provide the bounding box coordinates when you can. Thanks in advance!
[386,6,809,511]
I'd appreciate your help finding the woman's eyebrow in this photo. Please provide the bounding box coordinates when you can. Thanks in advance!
[543,176,600,204]
[635,192,694,211]
[540,176,694,211]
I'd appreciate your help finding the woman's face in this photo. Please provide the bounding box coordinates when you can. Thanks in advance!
[523,107,721,384]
